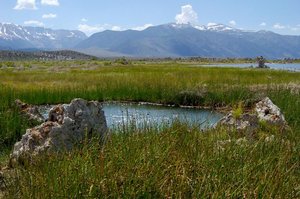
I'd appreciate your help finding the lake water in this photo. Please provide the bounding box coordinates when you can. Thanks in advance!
[40,103,223,130]
[202,63,300,72]
[102,103,223,129]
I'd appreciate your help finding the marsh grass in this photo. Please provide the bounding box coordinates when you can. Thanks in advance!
[0,61,299,197]
[4,123,300,198]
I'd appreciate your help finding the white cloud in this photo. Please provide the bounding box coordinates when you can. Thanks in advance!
[229,20,236,26]
[78,24,125,35]
[273,23,285,29]
[207,22,217,26]
[260,22,267,26]
[42,13,57,19]
[14,0,37,10]
[78,23,154,35]
[78,24,104,35]
[132,24,153,31]
[81,18,88,22]
[111,26,122,31]
[175,4,198,24]
[289,25,300,32]
[24,20,44,27]
[41,0,59,6]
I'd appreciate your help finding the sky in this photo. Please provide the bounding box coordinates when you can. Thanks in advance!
[1,0,300,36]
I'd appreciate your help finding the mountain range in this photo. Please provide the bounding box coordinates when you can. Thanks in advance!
[1,22,300,59]
[0,23,87,50]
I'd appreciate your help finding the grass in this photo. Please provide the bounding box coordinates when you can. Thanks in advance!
[0,60,299,198]
[5,125,300,198]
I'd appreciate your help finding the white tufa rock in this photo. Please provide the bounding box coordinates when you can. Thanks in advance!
[255,97,286,126]
[10,98,107,167]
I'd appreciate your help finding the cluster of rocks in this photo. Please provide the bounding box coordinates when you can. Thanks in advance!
[10,98,107,167]
[218,97,287,135]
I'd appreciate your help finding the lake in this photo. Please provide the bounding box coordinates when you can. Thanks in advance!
[102,103,223,129]
[202,63,300,71]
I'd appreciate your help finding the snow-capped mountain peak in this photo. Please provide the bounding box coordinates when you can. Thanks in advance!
[167,22,239,32]
[0,23,87,50]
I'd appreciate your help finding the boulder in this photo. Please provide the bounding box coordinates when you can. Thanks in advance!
[10,98,107,167]
[218,112,259,133]
[255,97,286,126]
[218,97,286,134]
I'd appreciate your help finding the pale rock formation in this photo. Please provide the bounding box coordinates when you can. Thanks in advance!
[10,98,107,167]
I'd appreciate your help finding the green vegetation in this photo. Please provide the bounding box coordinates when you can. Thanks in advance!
[233,101,244,119]
[0,60,299,198]
[5,126,299,198]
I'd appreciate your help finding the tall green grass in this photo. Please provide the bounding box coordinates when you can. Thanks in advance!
[5,124,300,198]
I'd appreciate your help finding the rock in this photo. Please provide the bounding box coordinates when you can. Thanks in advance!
[218,97,286,135]
[255,97,286,126]
[218,112,259,136]
[15,99,44,123]
[10,98,107,167]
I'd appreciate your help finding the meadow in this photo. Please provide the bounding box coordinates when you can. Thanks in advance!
[0,60,299,198]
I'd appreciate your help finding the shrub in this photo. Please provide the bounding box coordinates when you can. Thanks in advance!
[233,101,243,119]
[114,57,131,65]
[5,61,15,68]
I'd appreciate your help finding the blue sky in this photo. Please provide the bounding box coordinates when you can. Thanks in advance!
[1,0,300,36]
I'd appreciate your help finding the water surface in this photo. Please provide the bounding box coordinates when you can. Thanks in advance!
[102,103,223,129]
[201,63,300,71]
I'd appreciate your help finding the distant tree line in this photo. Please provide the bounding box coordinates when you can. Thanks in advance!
[0,50,96,61]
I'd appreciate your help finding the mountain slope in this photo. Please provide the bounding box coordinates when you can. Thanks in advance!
[0,23,87,50]
[76,23,300,58]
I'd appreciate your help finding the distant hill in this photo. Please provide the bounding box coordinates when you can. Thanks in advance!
[0,50,96,61]
[76,23,300,59]
[0,23,87,50]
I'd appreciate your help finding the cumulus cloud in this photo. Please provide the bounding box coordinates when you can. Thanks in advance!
[24,20,44,27]
[132,24,153,31]
[14,0,37,10]
[175,4,198,24]
[273,23,285,29]
[41,0,59,6]
[229,20,236,26]
[42,13,57,19]
[260,22,267,26]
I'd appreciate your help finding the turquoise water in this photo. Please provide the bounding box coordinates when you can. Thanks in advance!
[102,103,223,129]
